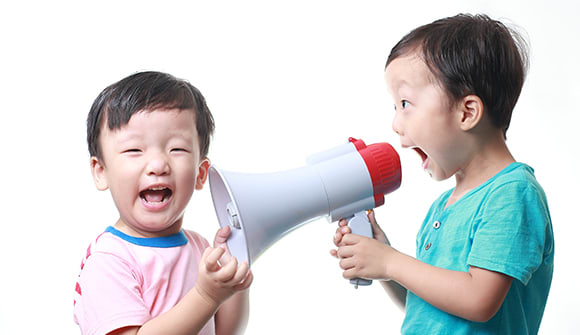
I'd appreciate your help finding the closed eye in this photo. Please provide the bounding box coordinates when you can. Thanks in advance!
[123,149,142,153]
[171,148,190,153]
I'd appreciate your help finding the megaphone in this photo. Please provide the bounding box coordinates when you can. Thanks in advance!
[209,138,401,287]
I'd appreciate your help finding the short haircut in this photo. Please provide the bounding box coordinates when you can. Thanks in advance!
[87,71,215,160]
[386,14,529,137]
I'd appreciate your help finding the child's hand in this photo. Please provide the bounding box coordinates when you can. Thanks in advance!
[330,210,395,281]
[335,233,395,281]
[330,210,389,258]
[195,247,253,307]
[195,227,253,307]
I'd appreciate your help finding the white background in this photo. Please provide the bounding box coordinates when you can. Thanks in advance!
[1,0,578,334]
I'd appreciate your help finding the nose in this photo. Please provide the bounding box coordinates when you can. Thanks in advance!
[146,153,170,176]
[392,111,403,136]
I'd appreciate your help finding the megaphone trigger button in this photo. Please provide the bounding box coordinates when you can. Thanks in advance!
[230,214,241,229]
[226,203,241,229]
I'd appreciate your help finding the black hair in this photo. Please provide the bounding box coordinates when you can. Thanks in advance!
[87,71,215,160]
[386,14,529,138]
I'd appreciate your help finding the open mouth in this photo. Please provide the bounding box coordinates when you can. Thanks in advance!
[139,186,173,204]
[412,147,429,169]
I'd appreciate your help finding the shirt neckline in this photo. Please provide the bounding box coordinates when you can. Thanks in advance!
[105,226,188,248]
[443,162,528,212]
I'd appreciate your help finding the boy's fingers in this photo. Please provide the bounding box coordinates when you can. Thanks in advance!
[330,249,338,257]
[216,257,238,282]
[368,210,382,232]
[201,246,211,259]
[339,257,356,271]
[214,225,231,246]
[367,209,377,224]
[342,268,359,280]
[234,269,254,290]
[336,245,354,258]
[340,233,359,246]
[333,226,352,246]
[205,247,226,271]
[229,261,249,284]
[333,232,342,246]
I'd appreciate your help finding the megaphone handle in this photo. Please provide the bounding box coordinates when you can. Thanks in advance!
[346,211,374,288]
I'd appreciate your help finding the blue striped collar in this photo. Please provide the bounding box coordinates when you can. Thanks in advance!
[105,226,188,248]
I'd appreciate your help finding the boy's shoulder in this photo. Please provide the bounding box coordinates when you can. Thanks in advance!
[182,229,211,253]
[490,162,546,197]
[479,163,550,219]
[493,162,535,182]
[82,228,137,266]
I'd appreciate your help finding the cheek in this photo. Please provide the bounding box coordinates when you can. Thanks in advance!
[105,160,140,192]
[176,163,198,189]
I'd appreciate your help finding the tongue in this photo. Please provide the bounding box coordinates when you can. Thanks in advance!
[142,190,167,203]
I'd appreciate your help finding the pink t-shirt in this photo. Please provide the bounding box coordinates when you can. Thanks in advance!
[74,227,215,335]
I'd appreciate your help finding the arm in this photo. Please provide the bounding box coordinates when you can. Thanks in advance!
[379,277,407,311]
[337,234,513,322]
[215,290,250,335]
[110,227,253,335]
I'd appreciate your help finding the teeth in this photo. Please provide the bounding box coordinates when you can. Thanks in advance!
[140,186,172,204]
[149,186,167,191]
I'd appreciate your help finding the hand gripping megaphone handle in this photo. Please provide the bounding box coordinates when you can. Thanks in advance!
[346,210,374,288]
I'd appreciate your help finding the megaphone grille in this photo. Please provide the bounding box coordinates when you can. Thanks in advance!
[363,143,402,195]
[349,138,402,207]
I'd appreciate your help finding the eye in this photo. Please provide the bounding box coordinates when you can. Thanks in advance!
[123,149,142,153]
[401,100,410,109]
[171,148,189,153]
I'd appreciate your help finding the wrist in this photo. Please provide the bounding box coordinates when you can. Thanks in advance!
[194,284,222,310]
[383,245,400,280]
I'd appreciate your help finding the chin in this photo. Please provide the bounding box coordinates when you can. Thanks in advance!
[425,167,451,182]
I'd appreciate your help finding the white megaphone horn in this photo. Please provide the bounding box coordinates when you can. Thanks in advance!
[209,138,401,287]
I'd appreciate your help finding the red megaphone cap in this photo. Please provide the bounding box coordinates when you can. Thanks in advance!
[349,138,402,207]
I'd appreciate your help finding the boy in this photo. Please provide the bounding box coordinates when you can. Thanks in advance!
[74,71,253,335]
[332,14,554,334]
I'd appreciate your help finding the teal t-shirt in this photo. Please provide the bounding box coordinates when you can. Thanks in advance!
[401,163,554,335]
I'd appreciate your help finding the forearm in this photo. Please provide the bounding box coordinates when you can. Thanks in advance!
[379,280,406,311]
[388,252,510,322]
[215,290,250,335]
[380,234,407,311]
[137,286,219,335]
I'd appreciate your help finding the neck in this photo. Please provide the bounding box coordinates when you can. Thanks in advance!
[449,131,515,206]
[114,218,183,238]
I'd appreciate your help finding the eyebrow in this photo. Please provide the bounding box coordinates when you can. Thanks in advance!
[396,79,412,89]
[389,78,412,95]
[112,131,143,145]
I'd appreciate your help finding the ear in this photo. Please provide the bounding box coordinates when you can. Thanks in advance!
[90,157,109,191]
[195,158,211,190]
[457,95,484,131]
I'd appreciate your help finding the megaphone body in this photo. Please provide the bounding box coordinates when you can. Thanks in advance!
[209,138,401,286]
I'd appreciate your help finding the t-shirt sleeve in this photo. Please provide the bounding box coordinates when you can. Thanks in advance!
[74,251,150,335]
[467,180,550,285]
